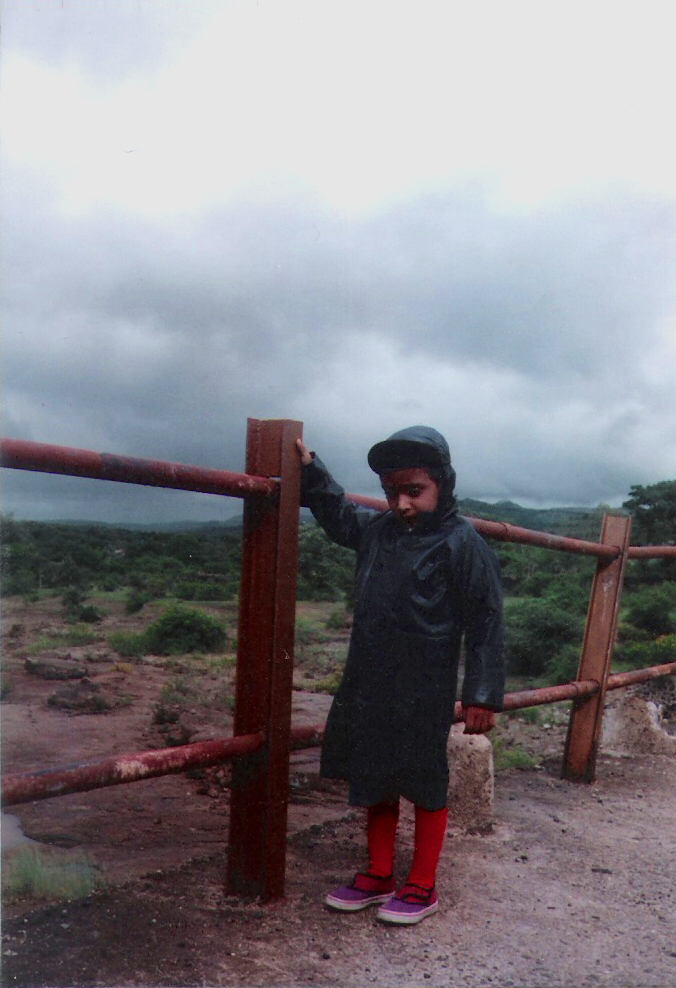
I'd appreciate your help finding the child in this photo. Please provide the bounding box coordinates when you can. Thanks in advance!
[296,426,505,925]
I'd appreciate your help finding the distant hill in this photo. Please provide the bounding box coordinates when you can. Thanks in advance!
[44,517,244,533]
[35,499,623,541]
[457,499,621,541]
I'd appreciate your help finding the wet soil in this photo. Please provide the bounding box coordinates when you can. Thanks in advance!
[2,596,676,987]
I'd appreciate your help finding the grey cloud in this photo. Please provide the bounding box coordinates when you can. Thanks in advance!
[3,172,675,521]
[2,0,215,84]
[8,179,672,372]
[359,189,675,387]
[4,2,674,525]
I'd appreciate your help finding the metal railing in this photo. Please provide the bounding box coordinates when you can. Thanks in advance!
[1,420,675,901]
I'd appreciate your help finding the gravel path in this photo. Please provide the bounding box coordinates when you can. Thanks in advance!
[3,751,675,988]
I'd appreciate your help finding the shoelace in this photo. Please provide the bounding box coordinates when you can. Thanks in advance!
[396,883,434,903]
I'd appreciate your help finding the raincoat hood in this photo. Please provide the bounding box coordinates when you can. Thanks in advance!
[367,425,458,525]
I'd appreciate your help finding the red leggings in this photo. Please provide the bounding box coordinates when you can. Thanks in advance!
[367,801,448,889]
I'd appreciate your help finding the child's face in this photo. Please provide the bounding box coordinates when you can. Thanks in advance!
[380,467,439,526]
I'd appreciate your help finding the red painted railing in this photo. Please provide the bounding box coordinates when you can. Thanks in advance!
[0,437,277,497]
[349,491,676,559]
[7,663,676,810]
[1,733,265,806]
[1,424,674,900]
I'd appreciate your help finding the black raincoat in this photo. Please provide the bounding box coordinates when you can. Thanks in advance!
[301,426,505,811]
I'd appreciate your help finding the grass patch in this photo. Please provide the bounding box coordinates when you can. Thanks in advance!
[204,653,237,672]
[2,847,101,902]
[93,588,128,603]
[213,687,235,713]
[26,627,101,654]
[492,735,541,772]
[311,671,343,695]
[158,675,195,707]
[295,614,327,642]
[325,608,350,631]
[111,661,134,674]
[107,630,146,657]
[294,614,333,672]
[504,705,543,725]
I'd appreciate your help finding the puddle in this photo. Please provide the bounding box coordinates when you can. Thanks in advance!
[1,813,40,853]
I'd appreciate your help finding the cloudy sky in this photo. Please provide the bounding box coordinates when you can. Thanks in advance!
[2,0,675,524]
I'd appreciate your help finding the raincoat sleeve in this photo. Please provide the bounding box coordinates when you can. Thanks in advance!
[458,531,506,711]
[300,453,381,551]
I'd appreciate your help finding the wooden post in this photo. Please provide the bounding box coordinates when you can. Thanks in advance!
[226,418,302,899]
[562,513,631,782]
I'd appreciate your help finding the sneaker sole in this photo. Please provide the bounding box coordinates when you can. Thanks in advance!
[325,892,393,912]
[376,900,439,925]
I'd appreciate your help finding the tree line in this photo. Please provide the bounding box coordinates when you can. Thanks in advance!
[2,480,674,685]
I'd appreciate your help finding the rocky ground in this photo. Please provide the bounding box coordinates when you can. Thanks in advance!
[2,594,676,988]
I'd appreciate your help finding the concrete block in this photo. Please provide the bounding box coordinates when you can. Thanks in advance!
[602,692,676,756]
[446,725,494,831]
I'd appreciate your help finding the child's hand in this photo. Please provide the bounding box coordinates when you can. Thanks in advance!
[295,439,313,466]
[462,705,496,734]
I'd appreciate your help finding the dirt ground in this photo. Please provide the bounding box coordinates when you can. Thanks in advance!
[2,595,676,988]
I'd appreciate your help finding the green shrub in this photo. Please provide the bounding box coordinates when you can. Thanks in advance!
[506,599,583,678]
[108,630,146,658]
[325,608,349,631]
[61,586,87,621]
[125,588,149,614]
[617,622,653,645]
[543,643,581,685]
[623,584,676,637]
[618,633,676,668]
[158,676,194,706]
[542,576,590,613]
[61,586,103,624]
[142,605,227,655]
[1,572,36,597]
[312,670,343,694]
[297,524,355,601]
[295,615,317,643]
[613,622,656,668]
[176,581,229,601]
[78,605,103,623]
[99,576,122,592]
[111,607,227,657]
[152,703,180,725]
[152,675,196,725]
[294,615,326,663]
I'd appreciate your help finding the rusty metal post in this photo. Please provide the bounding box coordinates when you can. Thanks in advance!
[562,513,631,782]
[226,418,302,900]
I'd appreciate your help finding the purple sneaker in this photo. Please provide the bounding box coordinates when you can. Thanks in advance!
[376,883,439,925]
[325,872,395,912]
